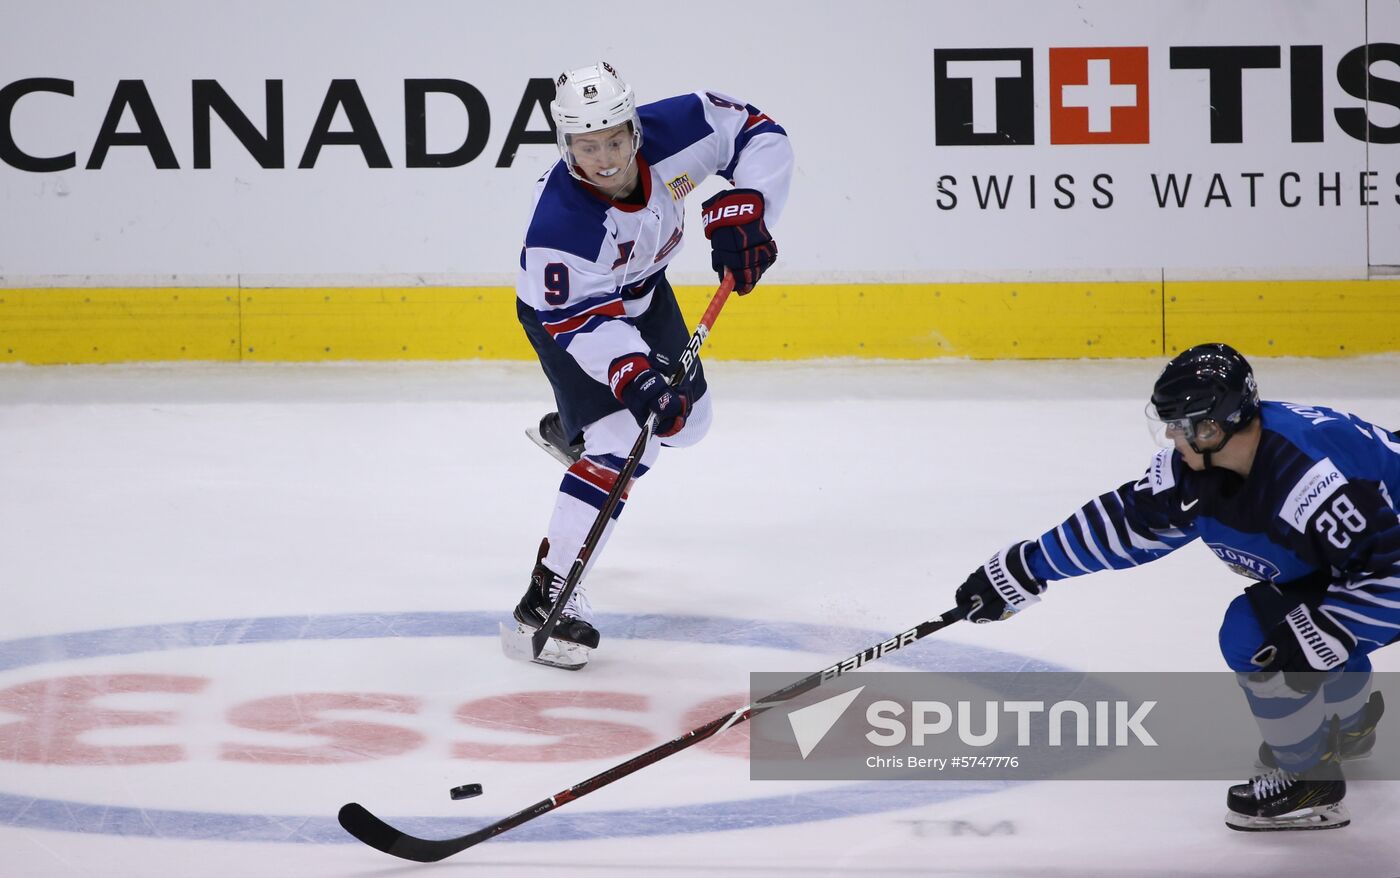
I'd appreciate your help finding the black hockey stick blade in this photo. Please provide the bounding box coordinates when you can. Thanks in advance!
[338,802,476,863]
[340,606,966,862]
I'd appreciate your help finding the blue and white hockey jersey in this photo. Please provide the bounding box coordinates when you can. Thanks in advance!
[517,91,793,385]
[1023,401,1400,648]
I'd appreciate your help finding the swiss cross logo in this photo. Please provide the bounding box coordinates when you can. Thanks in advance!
[1049,47,1150,144]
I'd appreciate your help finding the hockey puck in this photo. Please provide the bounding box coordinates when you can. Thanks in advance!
[449,783,483,800]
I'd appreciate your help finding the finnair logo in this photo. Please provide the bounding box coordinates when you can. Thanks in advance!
[1280,458,1348,533]
[787,686,865,758]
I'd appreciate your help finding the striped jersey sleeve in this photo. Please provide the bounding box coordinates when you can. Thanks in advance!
[1025,450,1200,585]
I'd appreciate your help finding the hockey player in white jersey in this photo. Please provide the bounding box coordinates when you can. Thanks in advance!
[509,62,792,668]
[954,343,1399,831]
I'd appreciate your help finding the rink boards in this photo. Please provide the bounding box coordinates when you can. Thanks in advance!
[4,279,1400,364]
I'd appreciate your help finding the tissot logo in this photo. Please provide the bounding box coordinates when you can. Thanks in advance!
[935,43,1400,147]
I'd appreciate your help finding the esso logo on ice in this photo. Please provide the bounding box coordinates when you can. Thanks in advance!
[0,612,1040,844]
[0,672,748,766]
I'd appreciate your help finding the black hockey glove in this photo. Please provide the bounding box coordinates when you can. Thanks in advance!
[608,353,691,438]
[954,541,1045,623]
[1248,604,1355,693]
[700,188,776,295]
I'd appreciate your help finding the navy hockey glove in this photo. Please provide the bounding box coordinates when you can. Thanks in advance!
[608,354,691,438]
[954,541,1045,623]
[1249,604,1355,693]
[700,188,776,295]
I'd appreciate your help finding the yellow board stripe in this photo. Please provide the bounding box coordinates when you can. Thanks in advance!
[239,287,526,361]
[0,288,241,363]
[2,280,1398,364]
[683,283,1164,360]
[1164,280,1400,358]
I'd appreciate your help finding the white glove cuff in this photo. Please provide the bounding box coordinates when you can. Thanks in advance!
[1283,605,1349,671]
[985,544,1041,615]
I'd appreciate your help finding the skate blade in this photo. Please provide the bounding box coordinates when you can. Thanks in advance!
[525,426,577,468]
[498,621,589,670]
[1225,802,1351,832]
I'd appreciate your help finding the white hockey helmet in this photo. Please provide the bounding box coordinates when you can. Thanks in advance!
[551,62,642,172]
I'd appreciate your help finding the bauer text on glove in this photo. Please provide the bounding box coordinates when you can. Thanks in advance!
[608,354,691,438]
[700,188,776,295]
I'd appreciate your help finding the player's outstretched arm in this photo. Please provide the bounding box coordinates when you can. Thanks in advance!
[953,454,1205,623]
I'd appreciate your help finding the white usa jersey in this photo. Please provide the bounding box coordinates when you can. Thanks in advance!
[516,90,793,385]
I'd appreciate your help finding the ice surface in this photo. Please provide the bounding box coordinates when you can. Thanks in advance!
[2,357,1398,876]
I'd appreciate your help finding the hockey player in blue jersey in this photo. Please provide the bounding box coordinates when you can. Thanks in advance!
[954,343,1399,831]
[508,62,792,668]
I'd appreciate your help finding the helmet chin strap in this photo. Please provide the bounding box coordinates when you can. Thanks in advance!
[1190,431,1233,470]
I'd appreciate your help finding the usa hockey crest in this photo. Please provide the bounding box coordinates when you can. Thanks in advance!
[667,173,696,200]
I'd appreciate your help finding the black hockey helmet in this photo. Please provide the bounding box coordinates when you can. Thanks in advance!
[1148,342,1259,454]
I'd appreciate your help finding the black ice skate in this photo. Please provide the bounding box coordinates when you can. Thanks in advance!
[1257,691,1384,770]
[525,412,584,467]
[1227,720,1349,831]
[502,539,599,670]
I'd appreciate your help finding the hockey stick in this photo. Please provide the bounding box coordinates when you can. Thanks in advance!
[337,605,967,862]
[529,270,737,660]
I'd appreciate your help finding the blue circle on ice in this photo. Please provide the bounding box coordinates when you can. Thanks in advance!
[0,611,1067,844]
